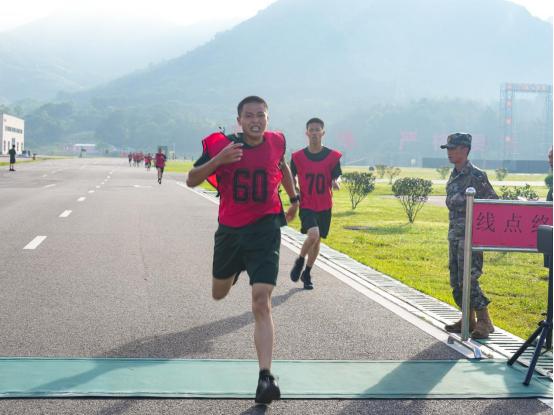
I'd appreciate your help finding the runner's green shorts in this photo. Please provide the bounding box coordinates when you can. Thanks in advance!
[213,220,282,286]
[299,208,332,239]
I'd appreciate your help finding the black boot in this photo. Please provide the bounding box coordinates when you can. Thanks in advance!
[290,257,305,282]
[300,267,313,290]
[255,369,280,404]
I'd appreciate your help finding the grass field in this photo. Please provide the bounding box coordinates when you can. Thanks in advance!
[175,160,549,339]
[344,165,550,184]
[0,156,59,167]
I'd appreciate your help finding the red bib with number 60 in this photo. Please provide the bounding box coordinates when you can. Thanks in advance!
[202,131,285,227]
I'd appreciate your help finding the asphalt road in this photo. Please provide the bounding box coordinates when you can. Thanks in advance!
[0,158,550,414]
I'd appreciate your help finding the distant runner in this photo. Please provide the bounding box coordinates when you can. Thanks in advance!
[186,96,299,405]
[8,145,16,172]
[289,118,342,289]
[155,148,167,184]
[145,153,152,171]
[128,152,133,166]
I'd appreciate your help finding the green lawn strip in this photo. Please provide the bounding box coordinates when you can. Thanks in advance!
[165,160,214,191]
[288,190,547,339]
[347,175,548,198]
[0,157,55,167]
[344,166,551,184]
[164,160,194,173]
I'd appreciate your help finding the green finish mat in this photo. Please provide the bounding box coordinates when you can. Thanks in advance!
[0,358,551,399]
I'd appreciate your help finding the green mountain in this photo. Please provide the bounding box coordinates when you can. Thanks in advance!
[17,0,553,161]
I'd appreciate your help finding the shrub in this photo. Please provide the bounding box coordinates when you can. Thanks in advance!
[495,168,509,181]
[392,177,433,223]
[499,184,539,201]
[436,166,450,180]
[342,172,376,210]
[385,166,401,184]
[374,164,387,178]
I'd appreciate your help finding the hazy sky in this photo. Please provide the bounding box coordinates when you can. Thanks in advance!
[0,0,551,32]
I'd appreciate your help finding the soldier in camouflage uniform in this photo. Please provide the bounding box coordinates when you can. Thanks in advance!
[441,133,498,339]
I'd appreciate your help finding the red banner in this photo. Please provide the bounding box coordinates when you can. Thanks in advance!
[471,202,553,250]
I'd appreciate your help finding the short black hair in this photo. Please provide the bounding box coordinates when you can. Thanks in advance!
[306,117,324,129]
[237,96,268,116]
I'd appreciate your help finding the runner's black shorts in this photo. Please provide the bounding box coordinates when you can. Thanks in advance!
[213,216,283,286]
[157,166,164,173]
[300,208,332,239]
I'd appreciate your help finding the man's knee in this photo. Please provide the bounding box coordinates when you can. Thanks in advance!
[306,228,320,242]
[212,289,228,301]
[212,277,233,300]
[252,286,272,316]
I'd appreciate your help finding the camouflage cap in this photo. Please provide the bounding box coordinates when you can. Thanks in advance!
[440,132,472,149]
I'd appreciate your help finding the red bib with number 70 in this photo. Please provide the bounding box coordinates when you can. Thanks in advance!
[292,148,342,212]
[202,131,285,227]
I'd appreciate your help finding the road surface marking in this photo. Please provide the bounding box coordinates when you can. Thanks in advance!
[59,210,72,218]
[77,197,86,202]
[24,236,47,250]
[88,190,95,194]
[43,184,56,188]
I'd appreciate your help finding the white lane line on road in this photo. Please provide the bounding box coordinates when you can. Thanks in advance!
[24,236,47,250]
[96,185,101,189]
[77,197,86,202]
[88,190,95,194]
[59,210,72,218]
[42,174,47,177]
[43,184,56,188]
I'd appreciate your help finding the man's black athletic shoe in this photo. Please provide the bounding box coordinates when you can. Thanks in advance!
[158,177,161,184]
[290,257,305,282]
[255,369,280,405]
[300,270,313,290]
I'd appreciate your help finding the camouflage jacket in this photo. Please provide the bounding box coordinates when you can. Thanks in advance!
[446,161,498,240]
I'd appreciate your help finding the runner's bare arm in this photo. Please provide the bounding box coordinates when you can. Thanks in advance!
[279,157,299,222]
[186,143,243,187]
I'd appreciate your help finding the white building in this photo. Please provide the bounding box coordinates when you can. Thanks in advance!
[1,114,25,155]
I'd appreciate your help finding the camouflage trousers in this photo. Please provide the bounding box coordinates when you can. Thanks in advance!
[448,239,491,310]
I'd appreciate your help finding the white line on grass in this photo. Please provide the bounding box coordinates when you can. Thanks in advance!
[59,210,72,218]
[24,236,47,250]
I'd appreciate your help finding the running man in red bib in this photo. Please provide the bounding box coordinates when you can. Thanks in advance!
[289,118,342,289]
[155,148,166,184]
[186,96,299,405]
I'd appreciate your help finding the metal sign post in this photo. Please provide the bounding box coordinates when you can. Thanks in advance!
[461,188,476,342]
